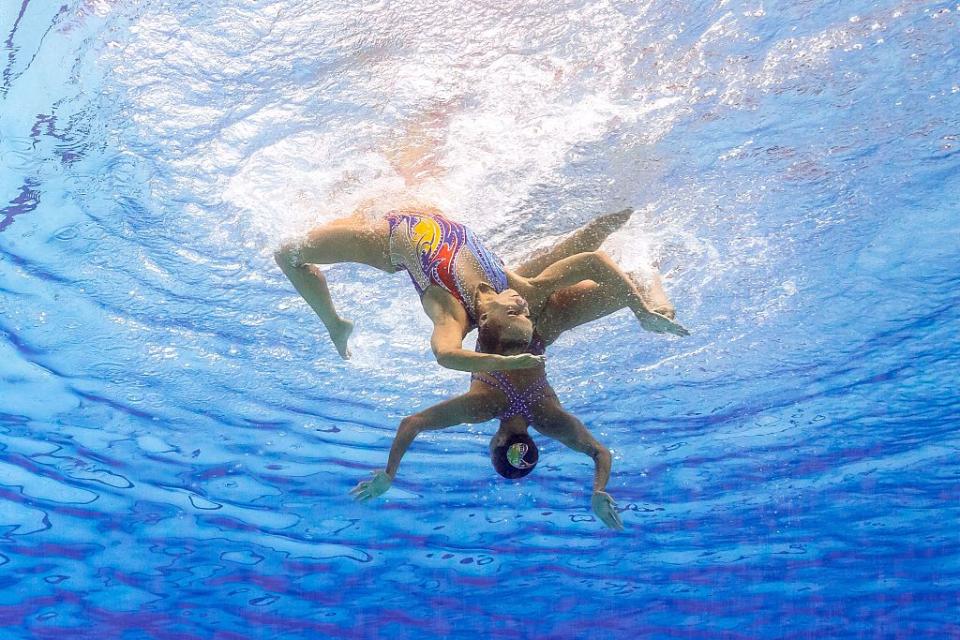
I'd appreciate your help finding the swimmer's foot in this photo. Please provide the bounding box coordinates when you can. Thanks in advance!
[634,308,689,336]
[329,318,354,359]
[584,207,634,243]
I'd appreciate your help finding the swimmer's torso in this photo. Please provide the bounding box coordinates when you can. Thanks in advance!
[386,210,509,320]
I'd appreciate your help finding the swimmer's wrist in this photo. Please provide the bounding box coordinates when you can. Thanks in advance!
[479,354,519,371]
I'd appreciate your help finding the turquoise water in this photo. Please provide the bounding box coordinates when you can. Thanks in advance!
[1,1,958,638]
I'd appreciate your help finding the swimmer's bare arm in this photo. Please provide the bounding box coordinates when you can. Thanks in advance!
[422,288,545,372]
[554,422,613,495]
[533,403,623,530]
[350,391,498,501]
[520,251,688,337]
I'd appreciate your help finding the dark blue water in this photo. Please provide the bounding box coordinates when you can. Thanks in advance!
[1,1,958,638]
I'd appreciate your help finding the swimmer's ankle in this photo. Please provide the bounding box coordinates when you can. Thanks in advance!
[329,317,354,359]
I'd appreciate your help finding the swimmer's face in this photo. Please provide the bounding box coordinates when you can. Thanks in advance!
[476,288,534,349]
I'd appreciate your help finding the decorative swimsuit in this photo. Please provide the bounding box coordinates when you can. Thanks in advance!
[386,210,508,323]
[386,210,549,423]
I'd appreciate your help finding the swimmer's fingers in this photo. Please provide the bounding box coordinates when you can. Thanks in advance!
[349,481,371,501]
[352,487,376,502]
[350,470,392,502]
[592,491,625,531]
[607,505,625,531]
[599,502,624,531]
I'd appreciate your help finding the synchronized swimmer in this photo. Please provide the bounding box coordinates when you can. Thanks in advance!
[275,205,687,530]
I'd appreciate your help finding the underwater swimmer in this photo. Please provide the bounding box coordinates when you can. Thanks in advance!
[350,214,686,530]
[274,207,686,373]
[350,309,625,530]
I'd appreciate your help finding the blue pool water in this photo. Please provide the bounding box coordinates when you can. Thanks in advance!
[1,1,958,638]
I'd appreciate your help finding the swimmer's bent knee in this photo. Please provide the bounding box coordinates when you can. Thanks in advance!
[274,242,304,270]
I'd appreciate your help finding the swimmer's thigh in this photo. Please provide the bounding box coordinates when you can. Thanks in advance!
[293,218,395,272]
[535,281,623,345]
[512,209,632,278]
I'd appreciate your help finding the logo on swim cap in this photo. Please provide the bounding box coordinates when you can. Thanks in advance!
[507,442,534,469]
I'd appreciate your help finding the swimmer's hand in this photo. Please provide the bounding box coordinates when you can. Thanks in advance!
[350,470,392,502]
[591,491,624,531]
[636,310,690,337]
[499,353,547,370]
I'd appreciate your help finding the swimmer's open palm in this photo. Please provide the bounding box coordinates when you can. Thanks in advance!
[350,470,392,502]
[591,491,624,531]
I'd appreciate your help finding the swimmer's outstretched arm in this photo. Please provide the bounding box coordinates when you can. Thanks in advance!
[350,391,498,501]
[520,251,688,337]
[533,403,624,531]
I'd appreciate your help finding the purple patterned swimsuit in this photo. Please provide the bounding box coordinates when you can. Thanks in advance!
[471,334,549,422]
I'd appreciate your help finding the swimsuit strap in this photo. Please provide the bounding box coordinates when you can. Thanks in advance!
[466,232,509,293]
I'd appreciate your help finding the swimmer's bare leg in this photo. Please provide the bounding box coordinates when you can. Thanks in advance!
[535,273,681,346]
[513,208,675,318]
[350,388,500,501]
[513,208,634,278]
[632,270,674,319]
[274,217,395,359]
[384,100,459,187]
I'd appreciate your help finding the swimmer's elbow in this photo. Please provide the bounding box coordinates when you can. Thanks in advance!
[591,443,611,463]
[398,416,424,438]
[432,347,452,367]
[432,346,462,371]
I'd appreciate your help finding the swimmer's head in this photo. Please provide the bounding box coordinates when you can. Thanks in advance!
[489,424,539,479]
[475,284,534,353]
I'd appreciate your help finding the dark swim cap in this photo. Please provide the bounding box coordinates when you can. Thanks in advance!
[490,432,539,479]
